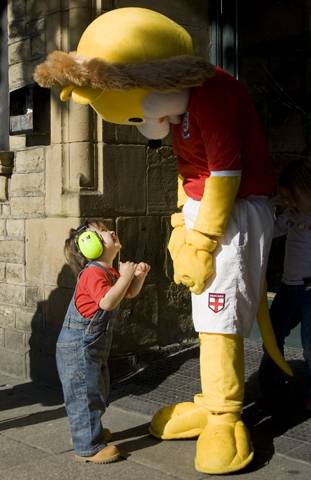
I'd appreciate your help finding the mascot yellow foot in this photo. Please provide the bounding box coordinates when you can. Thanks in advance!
[149,401,207,439]
[195,412,253,474]
[150,334,251,473]
[149,406,253,474]
[150,326,291,474]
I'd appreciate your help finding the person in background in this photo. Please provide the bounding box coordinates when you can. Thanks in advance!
[56,218,150,463]
[259,158,311,412]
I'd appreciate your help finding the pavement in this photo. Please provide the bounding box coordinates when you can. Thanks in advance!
[0,337,311,480]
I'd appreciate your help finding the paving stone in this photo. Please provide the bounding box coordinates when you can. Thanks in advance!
[3,410,70,454]
[288,442,311,463]
[0,435,51,471]
[0,451,181,480]
[273,436,306,455]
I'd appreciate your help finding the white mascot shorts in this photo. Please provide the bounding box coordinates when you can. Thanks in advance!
[183,197,274,337]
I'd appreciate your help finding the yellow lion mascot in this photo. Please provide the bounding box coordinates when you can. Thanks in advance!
[34,7,292,474]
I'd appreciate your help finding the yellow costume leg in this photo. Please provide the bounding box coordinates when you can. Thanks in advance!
[148,333,245,443]
[149,288,292,442]
[194,333,253,474]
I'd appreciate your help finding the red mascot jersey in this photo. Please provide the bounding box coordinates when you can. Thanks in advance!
[172,67,275,200]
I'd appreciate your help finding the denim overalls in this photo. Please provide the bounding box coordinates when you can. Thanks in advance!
[56,262,118,457]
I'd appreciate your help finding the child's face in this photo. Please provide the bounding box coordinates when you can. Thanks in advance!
[91,224,122,259]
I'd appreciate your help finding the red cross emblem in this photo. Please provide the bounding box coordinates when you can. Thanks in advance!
[208,293,226,313]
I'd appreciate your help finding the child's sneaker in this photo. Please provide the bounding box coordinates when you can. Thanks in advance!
[75,444,121,464]
[305,396,311,411]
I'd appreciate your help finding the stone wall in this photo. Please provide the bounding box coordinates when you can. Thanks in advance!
[0,0,210,382]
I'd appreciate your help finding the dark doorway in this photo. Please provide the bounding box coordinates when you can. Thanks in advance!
[238,0,311,292]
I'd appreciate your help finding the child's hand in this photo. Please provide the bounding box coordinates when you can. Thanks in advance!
[119,261,137,280]
[134,262,151,278]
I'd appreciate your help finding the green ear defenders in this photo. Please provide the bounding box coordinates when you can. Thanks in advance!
[76,228,104,260]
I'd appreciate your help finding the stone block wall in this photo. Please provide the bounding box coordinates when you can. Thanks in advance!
[0,0,209,382]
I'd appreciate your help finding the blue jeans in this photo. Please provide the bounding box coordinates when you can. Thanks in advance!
[259,283,311,398]
[56,298,115,456]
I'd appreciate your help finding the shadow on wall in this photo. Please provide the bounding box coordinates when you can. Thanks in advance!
[28,264,75,386]
[27,261,193,394]
[0,265,75,430]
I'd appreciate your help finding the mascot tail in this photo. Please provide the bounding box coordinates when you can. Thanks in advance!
[257,288,293,376]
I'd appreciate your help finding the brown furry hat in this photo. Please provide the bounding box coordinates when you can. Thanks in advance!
[33,50,216,91]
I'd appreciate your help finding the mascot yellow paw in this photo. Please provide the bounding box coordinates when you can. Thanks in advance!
[195,413,254,474]
[173,230,217,294]
[168,225,186,260]
[149,402,207,439]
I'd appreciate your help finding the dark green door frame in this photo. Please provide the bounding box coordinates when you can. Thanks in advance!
[208,0,238,78]
[0,0,9,151]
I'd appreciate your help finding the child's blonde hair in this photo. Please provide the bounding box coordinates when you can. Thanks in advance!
[64,218,108,276]
[278,158,311,202]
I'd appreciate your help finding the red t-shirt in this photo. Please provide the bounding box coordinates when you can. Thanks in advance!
[172,67,276,199]
[75,265,120,319]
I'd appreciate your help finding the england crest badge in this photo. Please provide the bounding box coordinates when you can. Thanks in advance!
[208,293,226,313]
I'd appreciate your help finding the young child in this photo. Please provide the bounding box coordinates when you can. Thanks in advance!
[259,158,311,411]
[56,218,150,463]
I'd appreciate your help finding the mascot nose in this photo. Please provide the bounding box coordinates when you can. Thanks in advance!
[148,139,162,149]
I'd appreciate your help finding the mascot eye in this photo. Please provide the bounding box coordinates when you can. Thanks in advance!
[128,117,144,123]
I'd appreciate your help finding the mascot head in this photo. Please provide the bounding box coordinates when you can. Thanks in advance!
[34,7,215,139]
